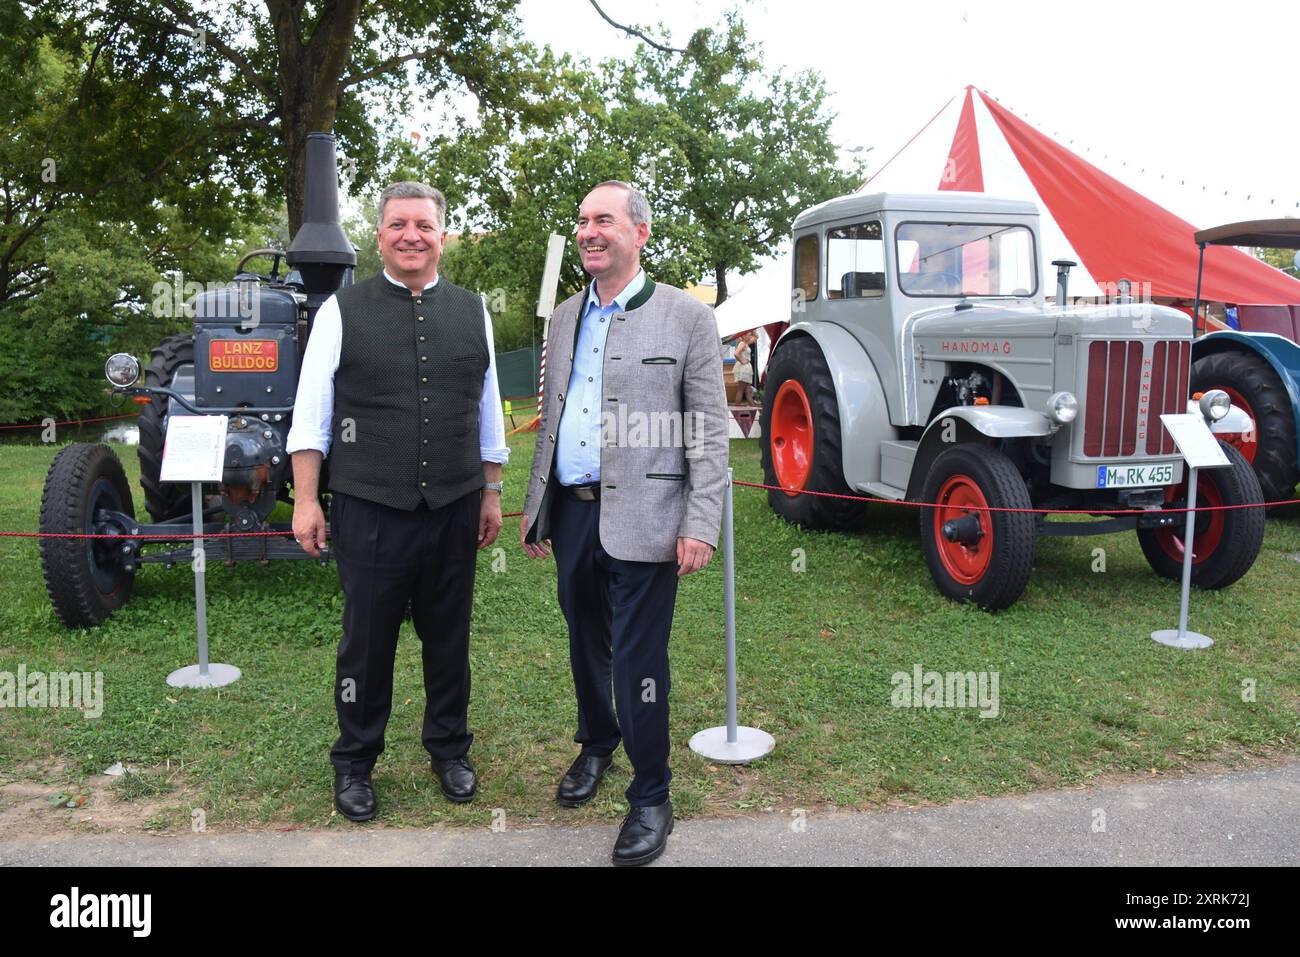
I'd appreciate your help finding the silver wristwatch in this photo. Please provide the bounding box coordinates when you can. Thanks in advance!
[483,481,504,493]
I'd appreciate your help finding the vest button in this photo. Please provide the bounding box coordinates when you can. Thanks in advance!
[421,481,427,488]
[421,377,427,383]
[423,439,428,445]
[416,298,422,304]
[419,335,426,342]
[422,397,429,403]
[424,418,429,424]
[421,356,427,362]
[418,316,425,322]
[421,461,428,467]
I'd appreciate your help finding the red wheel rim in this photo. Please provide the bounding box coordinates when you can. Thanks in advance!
[1214,385,1257,464]
[1157,473,1225,566]
[771,379,813,494]
[933,474,993,585]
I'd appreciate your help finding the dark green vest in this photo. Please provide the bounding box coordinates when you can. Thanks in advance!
[328,272,488,510]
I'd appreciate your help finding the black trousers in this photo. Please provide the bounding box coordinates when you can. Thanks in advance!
[329,489,479,774]
[550,490,679,807]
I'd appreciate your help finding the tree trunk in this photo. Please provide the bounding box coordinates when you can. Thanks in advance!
[714,263,728,306]
[268,0,361,235]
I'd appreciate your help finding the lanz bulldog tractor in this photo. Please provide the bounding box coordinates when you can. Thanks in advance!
[39,133,355,627]
[761,192,1265,609]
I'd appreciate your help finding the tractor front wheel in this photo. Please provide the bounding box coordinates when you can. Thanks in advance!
[1137,440,1264,590]
[760,336,867,530]
[40,443,138,628]
[919,444,1036,610]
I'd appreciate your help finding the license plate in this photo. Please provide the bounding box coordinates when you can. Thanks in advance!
[1096,463,1174,488]
[210,339,278,372]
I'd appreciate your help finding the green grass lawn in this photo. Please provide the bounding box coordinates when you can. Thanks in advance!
[1,432,1297,832]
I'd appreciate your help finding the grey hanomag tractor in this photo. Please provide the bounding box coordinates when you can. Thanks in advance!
[39,133,355,627]
[761,192,1265,609]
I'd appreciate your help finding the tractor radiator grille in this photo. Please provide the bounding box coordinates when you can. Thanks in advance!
[1081,339,1188,458]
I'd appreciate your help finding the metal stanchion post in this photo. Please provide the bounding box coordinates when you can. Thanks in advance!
[690,468,775,763]
[1151,465,1213,649]
[167,482,241,688]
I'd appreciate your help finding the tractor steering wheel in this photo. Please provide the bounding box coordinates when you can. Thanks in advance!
[235,248,287,283]
[906,271,963,295]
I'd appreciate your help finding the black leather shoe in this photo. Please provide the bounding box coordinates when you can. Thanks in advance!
[334,772,377,822]
[431,756,477,803]
[612,800,673,866]
[556,753,613,808]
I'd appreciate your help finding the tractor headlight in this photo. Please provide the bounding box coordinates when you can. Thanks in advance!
[1199,389,1232,421]
[104,353,141,387]
[1046,391,1078,425]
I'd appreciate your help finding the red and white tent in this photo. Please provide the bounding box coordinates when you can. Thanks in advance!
[715,86,1300,339]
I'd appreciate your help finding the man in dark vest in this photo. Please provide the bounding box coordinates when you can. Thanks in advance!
[287,181,508,821]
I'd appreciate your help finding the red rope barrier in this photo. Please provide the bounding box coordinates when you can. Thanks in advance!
[0,412,141,431]
[0,511,525,540]
[732,479,1300,516]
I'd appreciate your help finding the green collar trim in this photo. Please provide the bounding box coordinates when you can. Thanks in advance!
[624,277,656,312]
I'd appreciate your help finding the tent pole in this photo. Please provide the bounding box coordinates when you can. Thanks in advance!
[1192,243,1206,339]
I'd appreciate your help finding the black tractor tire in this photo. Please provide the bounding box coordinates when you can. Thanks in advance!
[1137,440,1265,590]
[138,333,195,521]
[919,444,1036,611]
[40,443,137,628]
[1191,349,1300,504]
[760,336,868,530]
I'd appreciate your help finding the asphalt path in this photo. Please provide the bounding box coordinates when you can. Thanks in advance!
[3,762,1297,866]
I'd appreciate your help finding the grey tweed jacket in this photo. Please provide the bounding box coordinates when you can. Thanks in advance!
[522,277,729,563]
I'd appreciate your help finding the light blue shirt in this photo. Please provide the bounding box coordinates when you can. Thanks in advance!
[556,270,646,485]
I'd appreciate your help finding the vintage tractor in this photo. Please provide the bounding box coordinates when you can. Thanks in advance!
[761,192,1265,609]
[39,133,355,627]
[1187,219,1300,505]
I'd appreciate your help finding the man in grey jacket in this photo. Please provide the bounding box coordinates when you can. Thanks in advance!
[520,180,728,866]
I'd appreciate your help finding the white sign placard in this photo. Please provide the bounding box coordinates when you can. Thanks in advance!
[1159,413,1231,469]
[160,415,228,483]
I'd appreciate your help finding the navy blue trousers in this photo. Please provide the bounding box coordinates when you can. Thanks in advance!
[329,490,479,774]
[550,491,679,807]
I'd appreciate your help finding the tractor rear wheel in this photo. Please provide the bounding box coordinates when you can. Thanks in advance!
[760,336,867,530]
[919,444,1036,610]
[1137,440,1264,590]
[138,333,195,521]
[40,443,137,628]
[1191,350,1299,503]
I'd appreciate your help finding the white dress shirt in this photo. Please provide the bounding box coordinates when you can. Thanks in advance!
[285,271,510,462]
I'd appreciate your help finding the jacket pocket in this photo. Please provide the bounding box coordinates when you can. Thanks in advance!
[645,472,686,481]
[641,356,678,365]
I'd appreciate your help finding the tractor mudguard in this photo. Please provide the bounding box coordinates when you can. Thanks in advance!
[905,405,1053,501]
[775,321,896,488]
[1194,331,1300,460]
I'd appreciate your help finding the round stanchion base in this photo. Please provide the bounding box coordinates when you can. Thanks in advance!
[1151,629,1213,650]
[689,726,775,764]
[166,663,241,689]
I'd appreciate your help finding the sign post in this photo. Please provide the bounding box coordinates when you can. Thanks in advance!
[160,415,241,688]
[1150,413,1232,651]
[690,468,776,763]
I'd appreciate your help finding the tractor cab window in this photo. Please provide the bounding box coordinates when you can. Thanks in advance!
[794,233,820,303]
[825,221,884,300]
[896,222,1037,298]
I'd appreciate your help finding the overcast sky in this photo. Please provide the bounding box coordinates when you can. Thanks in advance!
[517,0,1299,220]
